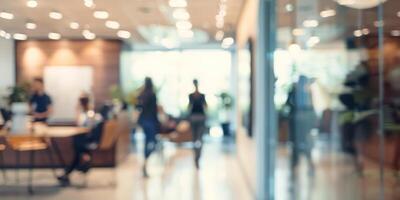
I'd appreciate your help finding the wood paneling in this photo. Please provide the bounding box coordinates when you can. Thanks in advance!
[15,40,122,108]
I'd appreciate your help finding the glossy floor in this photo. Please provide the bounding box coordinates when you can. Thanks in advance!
[0,137,254,200]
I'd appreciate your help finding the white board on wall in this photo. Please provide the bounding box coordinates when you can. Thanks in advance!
[44,66,93,123]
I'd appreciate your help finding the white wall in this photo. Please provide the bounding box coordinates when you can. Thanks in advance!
[0,38,15,92]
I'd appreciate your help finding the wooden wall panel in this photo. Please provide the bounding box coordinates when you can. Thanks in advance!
[15,39,122,108]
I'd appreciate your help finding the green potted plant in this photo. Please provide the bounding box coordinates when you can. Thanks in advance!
[217,91,234,137]
[7,84,30,133]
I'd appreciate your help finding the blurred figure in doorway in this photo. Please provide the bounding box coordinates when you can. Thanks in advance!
[137,77,160,177]
[188,79,207,169]
[287,75,316,178]
[29,77,53,123]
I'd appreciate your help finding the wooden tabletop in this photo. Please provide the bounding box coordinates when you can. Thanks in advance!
[0,126,89,138]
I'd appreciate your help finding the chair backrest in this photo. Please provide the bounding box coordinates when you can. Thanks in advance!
[98,112,130,150]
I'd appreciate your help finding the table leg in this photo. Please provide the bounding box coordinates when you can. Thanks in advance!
[50,139,66,168]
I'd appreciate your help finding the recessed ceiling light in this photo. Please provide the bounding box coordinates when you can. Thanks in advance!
[353,29,363,37]
[84,0,95,8]
[4,33,11,39]
[0,12,14,20]
[374,20,384,27]
[0,30,6,38]
[176,20,192,30]
[391,30,400,37]
[49,11,63,20]
[285,4,294,12]
[82,30,96,40]
[303,20,319,28]
[70,22,80,29]
[169,0,187,8]
[292,28,305,36]
[26,0,38,8]
[362,28,370,35]
[13,33,28,40]
[320,9,336,18]
[25,22,37,30]
[93,11,109,19]
[215,30,224,41]
[48,32,61,40]
[306,36,320,47]
[221,37,234,48]
[105,20,120,29]
[117,30,131,39]
[173,9,190,20]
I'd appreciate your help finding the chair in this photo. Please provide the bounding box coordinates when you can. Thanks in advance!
[82,113,130,185]
[6,135,57,194]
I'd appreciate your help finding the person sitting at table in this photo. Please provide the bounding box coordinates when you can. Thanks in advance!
[29,77,53,123]
[76,92,100,127]
[57,104,112,186]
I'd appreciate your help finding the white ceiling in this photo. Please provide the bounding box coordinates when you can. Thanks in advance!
[0,0,244,44]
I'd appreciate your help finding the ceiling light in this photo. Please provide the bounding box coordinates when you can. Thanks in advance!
[221,37,234,48]
[13,33,28,40]
[93,11,109,19]
[176,20,192,30]
[49,11,63,20]
[25,22,37,30]
[117,30,131,39]
[335,0,386,9]
[391,30,400,37]
[306,36,320,47]
[303,20,319,28]
[48,32,61,40]
[0,12,14,20]
[320,9,336,18]
[84,0,95,8]
[70,22,80,29]
[169,0,187,8]
[374,20,384,27]
[173,9,190,20]
[26,0,38,8]
[105,20,120,29]
[285,4,294,12]
[398,11,400,18]
[178,29,194,38]
[292,28,305,36]
[82,30,96,40]
[215,30,224,41]
[362,28,370,35]
[353,29,363,37]
[0,30,6,38]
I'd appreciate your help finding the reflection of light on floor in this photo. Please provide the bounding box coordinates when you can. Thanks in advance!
[209,126,223,138]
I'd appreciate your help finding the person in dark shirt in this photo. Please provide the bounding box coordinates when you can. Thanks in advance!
[188,79,207,169]
[29,78,53,123]
[136,77,160,177]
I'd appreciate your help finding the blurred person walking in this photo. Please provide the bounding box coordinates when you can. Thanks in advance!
[137,77,160,177]
[287,75,316,178]
[188,79,207,169]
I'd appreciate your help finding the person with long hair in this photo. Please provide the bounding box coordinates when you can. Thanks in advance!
[188,79,207,169]
[137,77,160,177]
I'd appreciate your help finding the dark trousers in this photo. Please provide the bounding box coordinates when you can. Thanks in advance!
[140,119,158,159]
[64,134,91,175]
[190,114,206,162]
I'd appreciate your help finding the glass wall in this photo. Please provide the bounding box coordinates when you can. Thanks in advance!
[121,49,232,123]
[273,0,398,199]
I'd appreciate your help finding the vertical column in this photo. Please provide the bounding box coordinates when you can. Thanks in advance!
[255,0,277,199]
